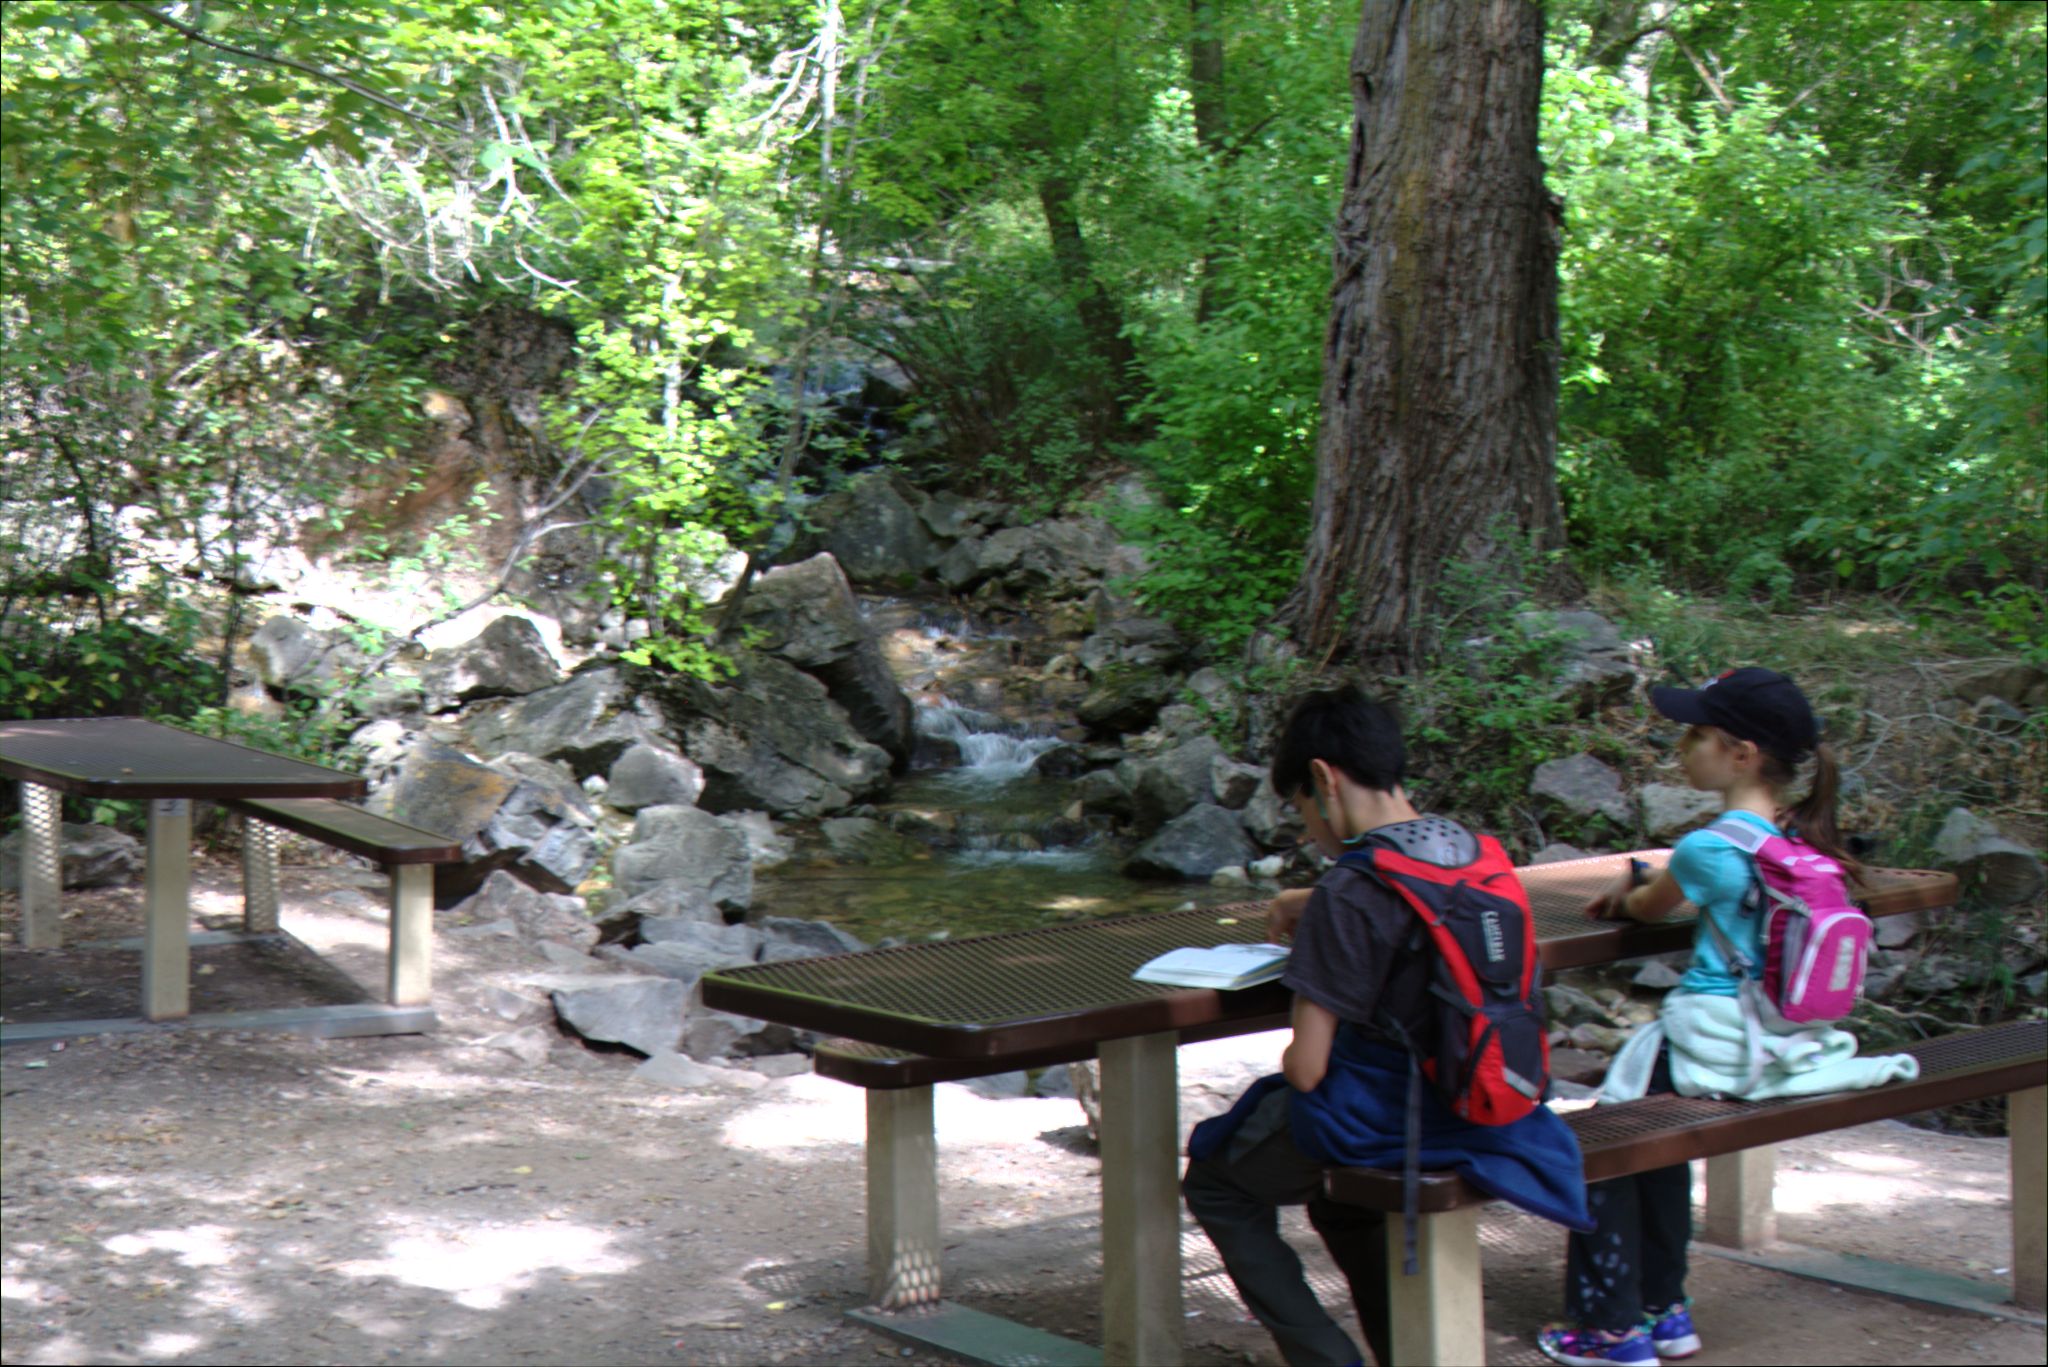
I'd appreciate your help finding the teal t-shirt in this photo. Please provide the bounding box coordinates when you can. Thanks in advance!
[1669,810,1775,998]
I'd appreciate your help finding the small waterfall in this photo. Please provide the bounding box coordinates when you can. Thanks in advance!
[914,700,1062,783]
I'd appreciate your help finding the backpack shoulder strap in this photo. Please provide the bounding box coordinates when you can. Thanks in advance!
[1703,814,1771,854]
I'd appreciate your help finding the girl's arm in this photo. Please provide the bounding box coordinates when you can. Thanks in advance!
[1282,994,1340,1092]
[1589,868,1686,923]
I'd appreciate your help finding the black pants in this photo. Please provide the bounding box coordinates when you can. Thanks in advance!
[1565,1048,1690,1332]
[1182,1086,1388,1367]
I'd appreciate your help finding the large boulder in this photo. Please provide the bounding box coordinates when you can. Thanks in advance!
[654,652,893,817]
[1119,736,1227,833]
[420,615,562,710]
[1126,803,1258,881]
[917,491,1000,541]
[739,553,915,764]
[375,739,518,838]
[461,666,660,778]
[937,518,1119,597]
[1933,808,2045,909]
[543,973,688,1056]
[1516,610,1636,713]
[1078,617,1186,675]
[1530,754,1632,826]
[980,519,1117,596]
[446,870,596,952]
[604,742,705,812]
[1638,783,1722,841]
[1077,668,1176,736]
[611,804,755,912]
[602,920,764,987]
[810,472,939,589]
[0,822,141,889]
[248,614,364,694]
[373,740,600,901]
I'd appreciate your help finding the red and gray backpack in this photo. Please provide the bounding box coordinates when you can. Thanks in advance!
[1337,827,1550,1125]
[1337,821,1551,1273]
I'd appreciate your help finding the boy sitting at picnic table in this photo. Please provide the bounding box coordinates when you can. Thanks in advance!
[1182,686,1592,1367]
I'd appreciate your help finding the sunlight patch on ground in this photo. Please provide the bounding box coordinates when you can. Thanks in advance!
[140,1331,204,1358]
[717,1072,1088,1153]
[334,1221,634,1310]
[1771,1166,2000,1215]
[102,1224,239,1268]
[2,1275,54,1302]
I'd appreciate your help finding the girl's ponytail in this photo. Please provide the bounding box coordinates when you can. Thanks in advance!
[1782,742,1863,880]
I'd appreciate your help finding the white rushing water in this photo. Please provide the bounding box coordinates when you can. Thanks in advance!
[914,700,1064,784]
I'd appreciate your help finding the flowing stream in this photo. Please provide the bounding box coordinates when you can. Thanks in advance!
[749,608,1251,944]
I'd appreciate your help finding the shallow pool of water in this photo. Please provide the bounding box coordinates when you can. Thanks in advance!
[752,847,1264,945]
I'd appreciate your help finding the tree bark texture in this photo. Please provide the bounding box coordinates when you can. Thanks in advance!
[1283,0,1566,668]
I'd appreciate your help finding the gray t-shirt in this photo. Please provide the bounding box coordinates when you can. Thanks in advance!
[1279,861,1432,1043]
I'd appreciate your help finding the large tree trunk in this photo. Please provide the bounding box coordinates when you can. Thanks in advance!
[1279,0,1567,669]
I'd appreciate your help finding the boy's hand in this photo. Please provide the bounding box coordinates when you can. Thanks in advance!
[1267,887,1312,942]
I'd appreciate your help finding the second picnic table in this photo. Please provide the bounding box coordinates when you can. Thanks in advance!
[700,851,1959,1367]
[0,716,453,1039]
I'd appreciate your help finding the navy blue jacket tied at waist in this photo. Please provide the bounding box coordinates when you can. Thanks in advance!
[1188,1029,1594,1233]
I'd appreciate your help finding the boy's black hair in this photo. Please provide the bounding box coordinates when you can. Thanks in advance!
[1269,686,1406,798]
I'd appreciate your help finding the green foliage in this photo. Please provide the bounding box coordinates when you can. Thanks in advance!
[1545,6,2043,631]
[1392,540,1580,839]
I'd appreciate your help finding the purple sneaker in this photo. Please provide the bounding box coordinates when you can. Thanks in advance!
[1646,1302,1700,1359]
[1537,1323,1660,1366]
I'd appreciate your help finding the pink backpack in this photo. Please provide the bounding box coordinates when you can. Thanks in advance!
[1703,816,1873,1025]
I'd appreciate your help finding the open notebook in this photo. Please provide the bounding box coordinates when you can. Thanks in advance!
[1131,942,1290,990]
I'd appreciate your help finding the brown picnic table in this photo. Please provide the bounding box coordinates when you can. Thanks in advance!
[700,850,1959,1366]
[1,717,450,1041]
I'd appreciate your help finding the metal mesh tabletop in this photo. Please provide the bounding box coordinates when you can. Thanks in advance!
[706,851,1957,1060]
[0,717,367,800]
[1523,852,1955,970]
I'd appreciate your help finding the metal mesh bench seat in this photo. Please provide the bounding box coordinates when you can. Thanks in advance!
[222,797,459,1009]
[1326,1019,2046,1209]
[221,797,462,864]
[1318,1021,2046,1363]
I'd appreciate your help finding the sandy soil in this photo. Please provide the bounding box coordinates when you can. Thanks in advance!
[2,862,2043,1367]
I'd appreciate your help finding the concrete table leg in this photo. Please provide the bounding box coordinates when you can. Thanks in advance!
[1704,1145,1777,1250]
[18,782,62,949]
[1385,1206,1486,1367]
[866,1085,942,1309]
[387,864,434,1007]
[2012,1086,2045,1310]
[1099,1031,1182,1366]
[141,798,192,1021]
[241,818,281,934]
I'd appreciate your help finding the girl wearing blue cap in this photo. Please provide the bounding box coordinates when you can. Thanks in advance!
[1538,668,1911,1366]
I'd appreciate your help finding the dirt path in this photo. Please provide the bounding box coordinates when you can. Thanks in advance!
[3,867,2043,1366]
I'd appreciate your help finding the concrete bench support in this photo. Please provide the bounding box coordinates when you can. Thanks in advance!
[18,781,63,950]
[866,1085,941,1309]
[1386,1206,1485,1367]
[1704,1144,1777,1250]
[141,799,192,1021]
[1099,1030,1183,1367]
[388,864,434,1007]
[238,815,438,1008]
[2014,1085,2045,1310]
